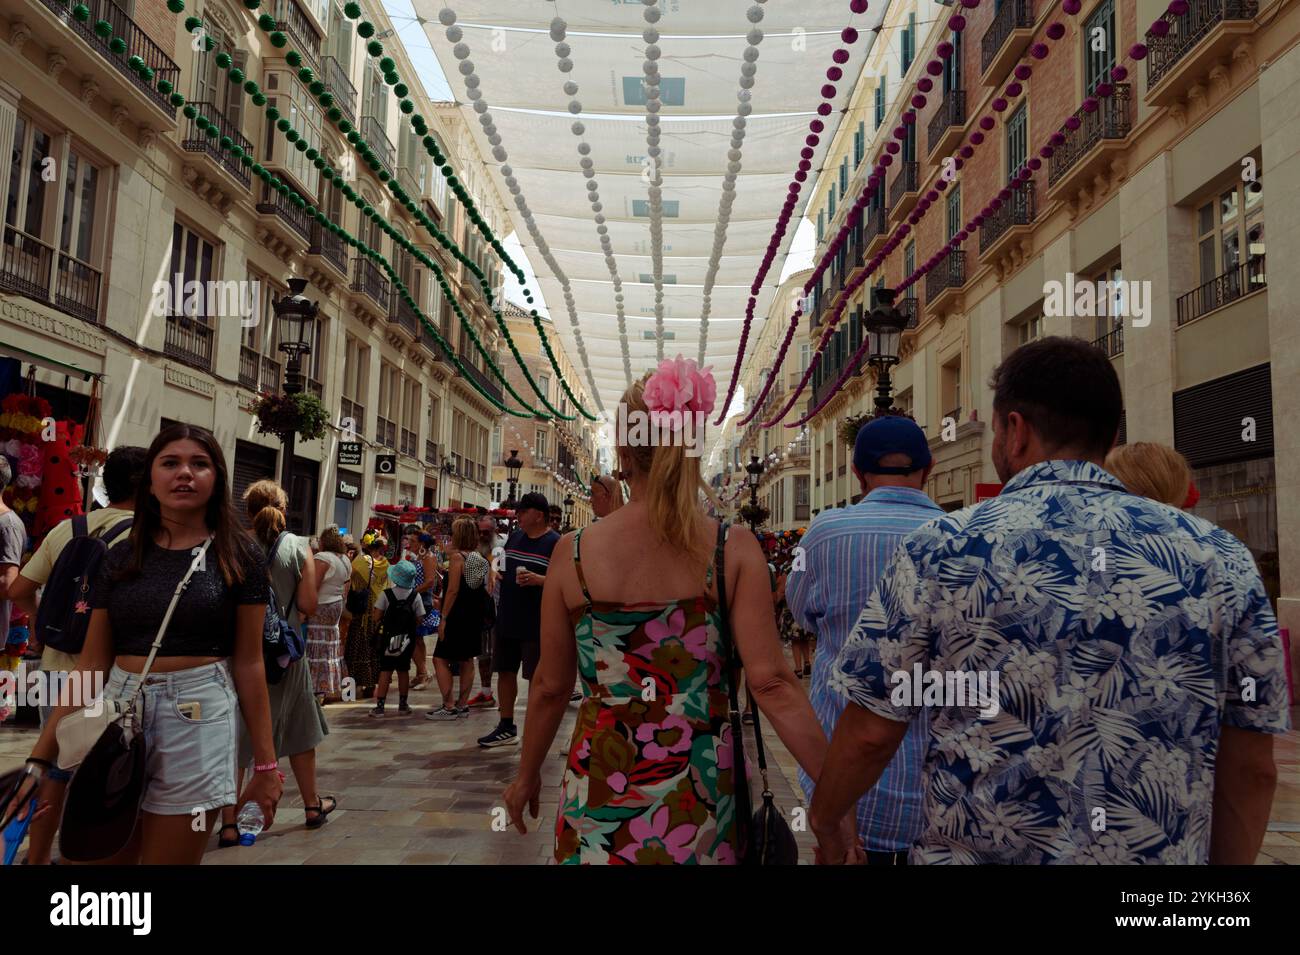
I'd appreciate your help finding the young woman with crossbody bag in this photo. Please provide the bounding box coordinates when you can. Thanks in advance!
[7,424,281,864]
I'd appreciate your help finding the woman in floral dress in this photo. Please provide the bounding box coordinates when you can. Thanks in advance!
[501,360,854,864]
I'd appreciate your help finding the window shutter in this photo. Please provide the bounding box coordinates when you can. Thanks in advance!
[1173,364,1273,467]
[225,51,248,135]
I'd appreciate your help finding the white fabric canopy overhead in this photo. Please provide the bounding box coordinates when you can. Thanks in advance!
[482,111,825,177]
[414,0,883,412]
[452,25,866,115]
[429,0,859,33]
[544,248,764,285]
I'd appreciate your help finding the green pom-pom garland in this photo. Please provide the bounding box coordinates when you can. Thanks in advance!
[182,104,198,119]
[343,2,361,18]
[228,68,245,84]
[269,31,287,48]
[72,5,91,22]
[215,52,231,69]
[93,19,113,38]
[109,37,127,54]
[297,67,314,84]
[252,93,267,107]
[326,107,342,122]
[393,83,408,98]
[379,57,396,73]
[170,92,186,107]
[183,15,202,31]
[242,0,260,8]
[286,50,302,68]
[368,41,384,58]
[257,13,275,30]
[399,100,414,114]
[309,81,325,96]
[357,21,375,39]
[166,0,184,11]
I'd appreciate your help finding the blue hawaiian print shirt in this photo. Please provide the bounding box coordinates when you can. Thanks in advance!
[833,460,1292,864]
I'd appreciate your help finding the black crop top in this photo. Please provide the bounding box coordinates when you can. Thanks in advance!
[92,537,269,657]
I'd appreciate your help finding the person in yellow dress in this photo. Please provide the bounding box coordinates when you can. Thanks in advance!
[342,533,388,697]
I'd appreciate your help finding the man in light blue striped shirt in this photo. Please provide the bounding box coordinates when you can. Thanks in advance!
[787,415,941,864]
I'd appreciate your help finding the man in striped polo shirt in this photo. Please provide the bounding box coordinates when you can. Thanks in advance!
[479,492,559,747]
[787,415,941,865]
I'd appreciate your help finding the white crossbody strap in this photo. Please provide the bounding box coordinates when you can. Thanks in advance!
[127,537,213,711]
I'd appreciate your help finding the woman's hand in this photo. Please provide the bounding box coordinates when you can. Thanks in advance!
[237,770,284,831]
[502,773,541,835]
[0,766,52,829]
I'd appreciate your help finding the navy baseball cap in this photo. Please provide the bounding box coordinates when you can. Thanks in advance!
[853,415,932,475]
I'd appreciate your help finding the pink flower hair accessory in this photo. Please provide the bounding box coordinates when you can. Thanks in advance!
[643,356,717,425]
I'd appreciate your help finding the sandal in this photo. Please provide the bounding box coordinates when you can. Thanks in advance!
[218,823,240,849]
[304,795,337,829]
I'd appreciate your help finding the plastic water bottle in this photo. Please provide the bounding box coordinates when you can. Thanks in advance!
[236,802,265,846]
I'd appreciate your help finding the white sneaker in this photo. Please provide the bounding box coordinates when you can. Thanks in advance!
[425,707,459,722]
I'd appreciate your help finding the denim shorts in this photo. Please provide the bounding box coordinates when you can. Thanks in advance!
[104,661,239,815]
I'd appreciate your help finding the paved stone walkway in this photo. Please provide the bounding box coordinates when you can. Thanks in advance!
[2,665,1297,865]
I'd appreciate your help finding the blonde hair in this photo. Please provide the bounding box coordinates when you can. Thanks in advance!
[244,478,287,546]
[317,525,347,554]
[593,474,624,513]
[618,373,719,569]
[451,517,478,552]
[1105,442,1192,508]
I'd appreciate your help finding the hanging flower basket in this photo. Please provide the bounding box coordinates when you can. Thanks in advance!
[738,502,770,526]
[248,391,329,442]
[68,445,109,474]
[838,412,872,448]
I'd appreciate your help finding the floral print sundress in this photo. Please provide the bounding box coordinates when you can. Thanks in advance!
[554,526,740,865]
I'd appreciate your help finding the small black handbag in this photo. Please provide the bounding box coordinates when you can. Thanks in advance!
[58,539,211,862]
[714,522,800,865]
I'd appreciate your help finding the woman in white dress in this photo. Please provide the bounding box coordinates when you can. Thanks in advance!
[307,526,353,703]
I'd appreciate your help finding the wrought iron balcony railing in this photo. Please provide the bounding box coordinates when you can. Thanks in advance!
[458,352,504,403]
[388,289,420,337]
[1147,0,1258,89]
[39,0,180,116]
[238,345,259,390]
[55,253,102,325]
[2,226,102,325]
[351,256,389,307]
[980,181,1036,253]
[182,101,253,189]
[361,115,396,178]
[307,221,348,274]
[927,88,966,154]
[164,314,214,370]
[273,0,322,70]
[889,161,920,209]
[1092,324,1124,357]
[340,397,365,438]
[1176,255,1266,326]
[256,179,312,241]
[1047,85,1132,188]
[981,0,1035,76]
[925,250,966,301]
[321,55,357,125]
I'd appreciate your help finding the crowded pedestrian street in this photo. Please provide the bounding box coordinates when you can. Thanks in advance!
[3,0,1300,912]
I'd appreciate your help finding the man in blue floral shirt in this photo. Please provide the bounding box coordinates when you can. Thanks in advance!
[811,337,1291,864]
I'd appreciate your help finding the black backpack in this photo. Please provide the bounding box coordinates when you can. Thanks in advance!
[379,588,419,658]
[35,514,133,654]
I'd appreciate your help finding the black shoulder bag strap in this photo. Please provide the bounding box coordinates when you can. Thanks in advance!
[713,521,754,857]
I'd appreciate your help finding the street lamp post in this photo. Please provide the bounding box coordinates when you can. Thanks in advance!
[272,276,318,495]
[863,287,910,417]
[503,449,523,525]
[744,453,765,534]
[563,494,574,531]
